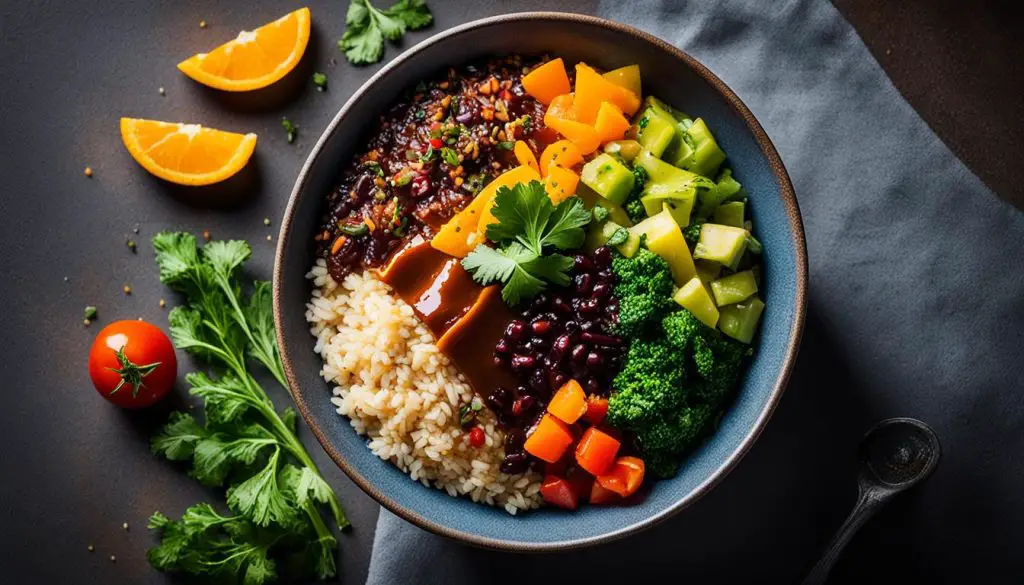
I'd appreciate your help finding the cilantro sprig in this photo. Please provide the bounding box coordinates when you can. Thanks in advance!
[461,181,590,304]
[339,0,433,65]
[148,233,347,584]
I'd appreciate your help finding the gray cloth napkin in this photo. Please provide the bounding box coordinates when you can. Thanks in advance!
[365,0,1024,583]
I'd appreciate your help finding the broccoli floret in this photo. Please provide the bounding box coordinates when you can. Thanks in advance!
[610,248,675,337]
[682,220,704,245]
[607,309,753,478]
[663,309,752,403]
[624,197,646,224]
[606,339,686,429]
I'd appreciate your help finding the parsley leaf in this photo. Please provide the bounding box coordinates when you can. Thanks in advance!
[312,72,327,91]
[339,0,433,65]
[440,147,460,166]
[281,118,297,144]
[461,181,590,304]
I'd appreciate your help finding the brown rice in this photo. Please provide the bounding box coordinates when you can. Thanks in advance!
[305,259,543,514]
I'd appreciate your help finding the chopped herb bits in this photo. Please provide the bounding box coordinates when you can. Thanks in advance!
[313,72,328,91]
[282,117,298,144]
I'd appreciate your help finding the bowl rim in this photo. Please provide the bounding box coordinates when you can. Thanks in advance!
[273,10,808,552]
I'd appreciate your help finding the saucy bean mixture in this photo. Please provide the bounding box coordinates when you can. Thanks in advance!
[316,56,557,282]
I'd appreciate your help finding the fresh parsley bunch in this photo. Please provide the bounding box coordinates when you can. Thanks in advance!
[339,0,433,65]
[148,232,347,584]
[462,180,591,304]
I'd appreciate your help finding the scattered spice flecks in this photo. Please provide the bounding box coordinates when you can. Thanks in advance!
[266,235,273,242]
[126,239,137,253]
[313,72,327,91]
[202,230,211,242]
[282,117,298,144]
[158,87,166,96]
[199,20,207,28]
[110,555,116,563]
[132,224,140,234]
[84,306,98,321]
[87,545,94,553]
[159,298,166,309]
[122,285,132,295]
[122,522,129,531]
[263,217,271,226]
[84,167,93,178]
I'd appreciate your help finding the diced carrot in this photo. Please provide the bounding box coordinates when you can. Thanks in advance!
[572,63,641,124]
[540,474,582,510]
[543,94,576,124]
[524,414,574,463]
[589,481,620,505]
[575,427,621,476]
[593,101,631,144]
[546,118,600,155]
[513,140,539,174]
[582,396,609,425]
[596,456,645,498]
[521,58,571,105]
[539,140,584,177]
[544,165,579,203]
[547,380,587,424]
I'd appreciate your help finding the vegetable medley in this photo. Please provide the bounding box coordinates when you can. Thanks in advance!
[437,58,766,509]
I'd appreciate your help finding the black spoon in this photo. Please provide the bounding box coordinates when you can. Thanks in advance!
[802,418,941,585]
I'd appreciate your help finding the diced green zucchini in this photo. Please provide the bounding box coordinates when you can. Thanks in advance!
[637,112,679,158]
[694,223,748,269]
[629,209,697,285]
[673,277,720,328]
[576,185,633,228]
[710,270,758,306]
[581,154,635,205]
[668,118,726,177]
[587,220,640,258]
[644,96,691,124]
[641,187,696,227]
[713,201,745,228]
[603,140,643,162]
[716,168,744,201]
[718,296,765,343]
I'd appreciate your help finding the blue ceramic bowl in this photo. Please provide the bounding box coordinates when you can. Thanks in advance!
[274,12,807,551]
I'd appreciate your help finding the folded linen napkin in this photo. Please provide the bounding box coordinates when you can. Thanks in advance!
[366,1,1024,582]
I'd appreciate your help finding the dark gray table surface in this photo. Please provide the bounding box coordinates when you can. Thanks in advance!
[1,1,1020,583]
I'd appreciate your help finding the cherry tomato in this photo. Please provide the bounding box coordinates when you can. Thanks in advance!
[468,426,486,448]
[88,320,177,408]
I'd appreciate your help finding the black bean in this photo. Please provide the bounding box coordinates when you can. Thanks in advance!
[574,254,594,273]
[500,453,530,474]
[594,246,613,268]
[586,352,602,367]
[531,320,551,335]
[574,273,593,294]
[495,338,510,353]
[505,320,526,342]
[580,332,622,346]
[579,298,600,315]
[511,354,535,370]
[551,334,571,360]
[592,282,611,300]
[571,344,588,363]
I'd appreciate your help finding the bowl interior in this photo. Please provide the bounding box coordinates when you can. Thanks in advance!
[275,14,804,550]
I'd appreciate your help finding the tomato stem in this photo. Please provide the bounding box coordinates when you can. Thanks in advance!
[107,346,162,398]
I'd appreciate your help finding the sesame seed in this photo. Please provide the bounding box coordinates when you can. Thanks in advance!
[122,522,129,530]
[266,235,272,241]
[83,319,91,326]
[199,20,207,28]
[158,87,165,96]
[202,230,211,241]
[87,545,94,552]
[110,555,116,562]
[123,285,132,295]
[159,299,166,308]
[263,217,271,226]
[84,167,93,177]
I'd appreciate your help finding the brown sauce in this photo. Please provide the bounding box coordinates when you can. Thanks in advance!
[379,239,518,395]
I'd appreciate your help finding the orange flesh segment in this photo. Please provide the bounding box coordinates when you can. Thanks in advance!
[544,166,580,203]
[513,141,540,173]
[547,379,588,424]
[119,118,257,186]
[521,58,571,105]
[524,414,575,463]
[177,8,311,91]
[539,140,584,176]
[475,165,541,235]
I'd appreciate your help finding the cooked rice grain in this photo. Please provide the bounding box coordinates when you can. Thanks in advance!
[306,260,542,513]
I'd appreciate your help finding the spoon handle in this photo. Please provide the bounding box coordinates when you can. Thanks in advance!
[801,485,887,585]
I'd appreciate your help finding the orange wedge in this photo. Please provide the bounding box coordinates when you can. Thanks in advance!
[120,118,257,186]
[177,7,311,91]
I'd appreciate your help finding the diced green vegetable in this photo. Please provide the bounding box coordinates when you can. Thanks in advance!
[643,95,691,125]
[634,150,713,226]
[694,223,748,269]
[641,188,696,227]
[629,209,697,285]
[603,139,643,162]
[746,234,763,255]
[716,168,744,201]
[713,201,745,228]
[673,277,720,328]
[668,118,726,177]
[710,270,758,306]
[587,220,640,258]
[577,185,633,228]
[581,154,635,205]
[636,111,679,158]
[718,296,765,343]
